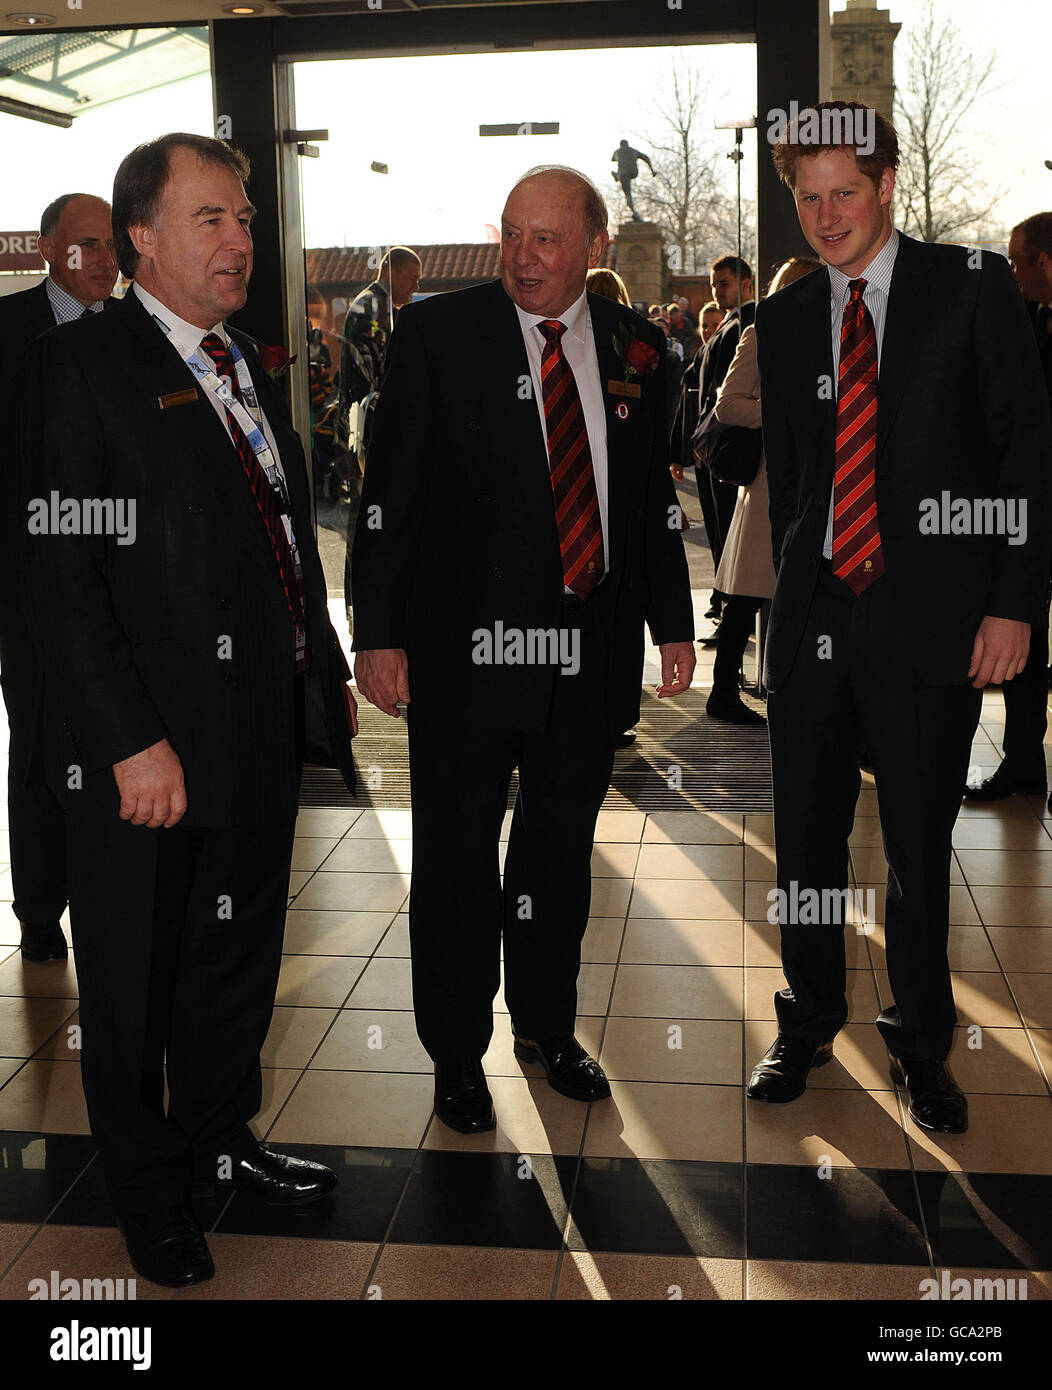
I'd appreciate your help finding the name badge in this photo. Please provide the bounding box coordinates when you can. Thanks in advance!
[158,388,199,410]
[607,379,641,399]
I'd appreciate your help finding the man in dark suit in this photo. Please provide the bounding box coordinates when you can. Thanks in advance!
[352,165,695,1133]
[747,102,1051,1133]
[20,134,357,1287]
[671,255,755,623]
[0,193,117,964]
[965,212,1052,804]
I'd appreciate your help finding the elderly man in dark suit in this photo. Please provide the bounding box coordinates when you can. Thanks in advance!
[747,102,1051,1134]
[0,193,117,964]
[20,133,357,1288]
[352,165,695,1134]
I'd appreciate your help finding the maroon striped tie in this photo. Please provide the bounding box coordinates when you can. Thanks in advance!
[199,334,308,670]
[832,279,883,593]
[538,319,603,598]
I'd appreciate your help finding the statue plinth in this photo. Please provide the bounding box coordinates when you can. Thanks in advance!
[613,221,666,307]
[830,0,901,120]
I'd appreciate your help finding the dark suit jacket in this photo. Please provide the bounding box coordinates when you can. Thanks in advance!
[351,278,694,734]
[756,233,1052,691]
[19,289,356,825]
[672,299,756,469]
[1027,300,1052,414]
[1,284,59,588]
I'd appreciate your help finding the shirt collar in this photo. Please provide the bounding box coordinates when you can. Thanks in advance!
[514,287,590,346]
[133,282,224,359]
[828,227,899,305]
[45,275,104,325]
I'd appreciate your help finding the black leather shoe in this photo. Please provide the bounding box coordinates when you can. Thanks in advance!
[614,731,637,749]
[747,1035,834,1102]
[119,1205,214,1288]
[889,1055,968,1133]
[512,1033,611,1101]
[206,1143,337,1204]
[706,693,767,726]
[698,632,720,649]
[434,1060,496,1133]
[19,922,68,963]
[964,766,1046,801]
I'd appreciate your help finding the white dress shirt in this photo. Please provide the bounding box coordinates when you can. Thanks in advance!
[133,281,289,489]
[513,289,610,574]
[822,227,899,558]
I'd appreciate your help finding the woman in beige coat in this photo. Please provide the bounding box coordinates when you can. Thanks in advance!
[706,257,821,724]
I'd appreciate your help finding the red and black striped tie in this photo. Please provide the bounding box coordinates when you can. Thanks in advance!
[538,319,604,599]
[199,333,308,670]
[832,279,883,593]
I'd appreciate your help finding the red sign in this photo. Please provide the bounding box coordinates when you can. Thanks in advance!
[0,232,45,272]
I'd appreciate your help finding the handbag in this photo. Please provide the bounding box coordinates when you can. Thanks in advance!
[691,405,762,487]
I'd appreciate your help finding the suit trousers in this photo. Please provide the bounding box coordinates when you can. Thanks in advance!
[999,556,1051,780]
[0,599,67,926]
[767,562,982,1061]
[405,592,616,1061]
[64,768,295,1215]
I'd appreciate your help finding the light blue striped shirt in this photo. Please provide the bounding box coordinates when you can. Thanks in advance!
[822,227,899,558]
[45,275,105,325]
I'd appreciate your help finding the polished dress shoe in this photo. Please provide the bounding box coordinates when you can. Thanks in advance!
[207,1143,337,1203]
[964,765,1046,801]
[119,1205,214,1287]
[698,631,720,649]
[434,1060,495,1133]
[747,1035,834,1102]
[614,731,637,749]
[706,693,766,726]
[19,922,68,963]
[889,1055,968,1133]
[512,1033,611,1101]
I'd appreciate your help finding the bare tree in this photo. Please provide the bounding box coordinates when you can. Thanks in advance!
[606,59,755,274]
[893,0,1008,243]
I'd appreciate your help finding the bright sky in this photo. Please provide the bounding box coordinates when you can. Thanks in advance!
[0,0,1048,250]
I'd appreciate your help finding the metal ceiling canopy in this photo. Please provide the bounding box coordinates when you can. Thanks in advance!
[0,25,208,122]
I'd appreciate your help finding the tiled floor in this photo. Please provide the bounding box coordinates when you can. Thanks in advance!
[1,595,1050,1303]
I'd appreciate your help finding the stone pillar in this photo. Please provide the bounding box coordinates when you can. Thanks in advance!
[830,0,901,120]
[613,221,666,307]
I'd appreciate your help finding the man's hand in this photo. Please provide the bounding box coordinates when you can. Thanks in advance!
[656,640,696,698]
[354,647,410,718]
[343,681,359,737]
[113,738,186,828]
[968,616,1031,689]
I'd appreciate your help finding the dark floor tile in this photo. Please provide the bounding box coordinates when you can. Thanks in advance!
[48,1149,231,1232]
[746,1164,930,1266]
[567,1158,743,1258]
[0,1132,98,1223]
[389,1151,577,1250]
[917,1171,1052,1271]
[213,1144,415,1242]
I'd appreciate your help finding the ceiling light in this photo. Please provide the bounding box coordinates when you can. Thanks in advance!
[221,3,264,12]
[5,11,56,24]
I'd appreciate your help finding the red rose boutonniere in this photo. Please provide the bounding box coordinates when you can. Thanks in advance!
[612,321,661,383]
[259,344,298,380]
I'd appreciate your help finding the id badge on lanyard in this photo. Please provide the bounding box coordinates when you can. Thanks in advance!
[181,334,299,558]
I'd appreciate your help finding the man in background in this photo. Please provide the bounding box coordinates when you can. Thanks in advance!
[965,212,1052,805]
[0,193,117,963]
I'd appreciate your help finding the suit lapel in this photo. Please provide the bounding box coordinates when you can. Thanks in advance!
[116,292,282,578]
[796,268,836,494]
[876,233,934,462]
[588,291,642,581]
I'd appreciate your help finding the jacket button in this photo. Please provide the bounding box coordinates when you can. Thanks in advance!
[223,674,237,686]
[187,503,204,514]
[217,597,232,609]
